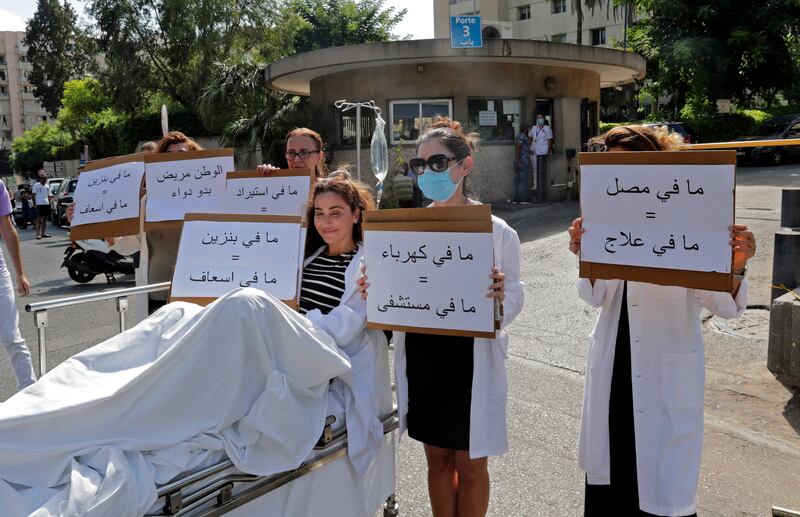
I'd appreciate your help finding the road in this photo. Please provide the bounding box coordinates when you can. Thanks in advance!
[1,163,799,516]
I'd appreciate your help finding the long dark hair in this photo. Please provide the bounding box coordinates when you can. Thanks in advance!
[304,175,375,257]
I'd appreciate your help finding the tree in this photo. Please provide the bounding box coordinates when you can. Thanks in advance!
[87,0,283,113]
[290,0,406,53]
[199,0,406,165]
[56,78,111,137]
[10,122,73,177]
[24,0,94,117]
[625,0,800,113]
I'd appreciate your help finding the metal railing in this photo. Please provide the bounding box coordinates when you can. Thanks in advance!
[25,282,171,375]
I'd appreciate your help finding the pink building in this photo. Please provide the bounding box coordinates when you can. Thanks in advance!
[0,31,52,151]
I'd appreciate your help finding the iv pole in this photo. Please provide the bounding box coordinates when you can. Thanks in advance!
[334,99,383,181]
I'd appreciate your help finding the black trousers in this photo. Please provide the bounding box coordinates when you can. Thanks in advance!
[584,284,696,517]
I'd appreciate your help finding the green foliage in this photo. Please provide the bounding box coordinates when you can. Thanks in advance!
[87,0,284,113]
[599,121,631,133]
[625,0,800,111]
[10,122,73,177]
[289,0,406,52]
[24,0,95,117]
[56,79,111,137]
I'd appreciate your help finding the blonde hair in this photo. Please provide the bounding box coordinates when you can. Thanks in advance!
[589,125,683,152]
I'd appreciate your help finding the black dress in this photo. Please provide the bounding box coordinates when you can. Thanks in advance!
[584,283,697,517]
[405,333,474,451]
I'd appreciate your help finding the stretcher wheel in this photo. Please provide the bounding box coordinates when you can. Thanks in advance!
[383,494,398,517]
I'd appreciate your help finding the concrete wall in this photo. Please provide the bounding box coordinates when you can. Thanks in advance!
[768,290,800,388]
[309,61,598,202]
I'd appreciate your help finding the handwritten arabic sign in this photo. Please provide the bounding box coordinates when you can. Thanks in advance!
[363,205,496,338]
[170,214,303,305]
[224,170,312,216]
[145,149,234,225]
[579,151,736,291]
[70,153,145,240]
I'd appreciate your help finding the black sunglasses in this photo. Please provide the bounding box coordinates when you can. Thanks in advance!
[408,154,464,174]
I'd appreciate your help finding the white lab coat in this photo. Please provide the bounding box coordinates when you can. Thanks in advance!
[394,216,524,458]
[303,245,393,476]
[577,278,748,516]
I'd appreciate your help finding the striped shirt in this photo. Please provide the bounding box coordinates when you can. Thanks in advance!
[299,248,358,315]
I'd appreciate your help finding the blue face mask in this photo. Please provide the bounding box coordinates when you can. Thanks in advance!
[418,168,460,201]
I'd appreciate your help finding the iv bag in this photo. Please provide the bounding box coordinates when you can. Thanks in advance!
[371,114,388,183]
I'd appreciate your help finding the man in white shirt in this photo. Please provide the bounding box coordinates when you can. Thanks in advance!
[31,171,53,239]
[527,115,554,203]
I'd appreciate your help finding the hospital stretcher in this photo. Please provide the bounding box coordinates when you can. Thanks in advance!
[25,283,401,517]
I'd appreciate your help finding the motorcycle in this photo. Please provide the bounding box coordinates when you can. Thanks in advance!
[62,239,139,284]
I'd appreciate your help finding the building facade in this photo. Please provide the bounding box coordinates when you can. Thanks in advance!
[0,31,53,151]
[434,0,636,49]
[265,39,644,203]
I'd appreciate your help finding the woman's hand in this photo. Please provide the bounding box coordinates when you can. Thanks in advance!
[730,224,756,272]
[16,274,30,297]
[568,217,584,255]
[357,263,369,300]
[487,267,505,302]
[256,164,279,176]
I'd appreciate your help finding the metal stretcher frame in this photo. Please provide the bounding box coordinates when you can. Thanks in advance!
[146,410,399,517]
[24,282,401,516]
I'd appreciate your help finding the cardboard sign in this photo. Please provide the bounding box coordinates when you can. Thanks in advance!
[69,153,145,240]
[170,214,304,307]
[579,150,736,291]
[144,149,234,228]
[363,205,496,338]
[224,169,312,216]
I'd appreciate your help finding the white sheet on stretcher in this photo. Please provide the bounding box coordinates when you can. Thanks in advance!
[0,288,362,517]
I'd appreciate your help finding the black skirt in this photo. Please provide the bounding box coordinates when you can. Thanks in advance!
[584,283,696,517]
[405,332,474,451]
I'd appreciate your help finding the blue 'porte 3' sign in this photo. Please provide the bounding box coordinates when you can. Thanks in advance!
[450,16,483,48]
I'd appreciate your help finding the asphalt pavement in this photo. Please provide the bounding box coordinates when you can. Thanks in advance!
[1,163,799,516]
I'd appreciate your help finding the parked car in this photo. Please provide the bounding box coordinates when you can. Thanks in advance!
[735,114,800,166]
[47,178,65,223]
[643,121,696,144]
[54,178,79,226]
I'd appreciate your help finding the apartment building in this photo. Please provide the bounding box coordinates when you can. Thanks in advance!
[0,31,53,151]
[434,0,636,49]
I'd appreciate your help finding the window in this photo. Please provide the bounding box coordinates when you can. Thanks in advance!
[551,33,567,43]
[0,71,5,81]
[467,98,522,142]
[1,115,6,125]
[0,55,5,64]
[40,116,47,122]
[390,99,452,144]
[0,86,6,95]
[339,108,376,146]
[23,85,30,93]
[591,27,606,46]
[552,0,566,14]
[19,55,27,62]
[518,5,531,20]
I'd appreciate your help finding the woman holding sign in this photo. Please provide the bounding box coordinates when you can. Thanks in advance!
[257,128,328,179]
[568,125,756,517]
[360,117,524,517]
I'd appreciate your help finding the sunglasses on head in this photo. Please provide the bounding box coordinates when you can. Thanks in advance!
[408,154,464,174]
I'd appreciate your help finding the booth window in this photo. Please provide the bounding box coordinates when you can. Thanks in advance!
[390,99,452,144]
[518,5,531,20]
[591,27,606,46]
[552,0,567,14]
[467,98,522,142]
[339,108,376,146]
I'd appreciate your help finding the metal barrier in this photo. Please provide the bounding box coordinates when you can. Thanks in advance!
[24,282,171,375]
